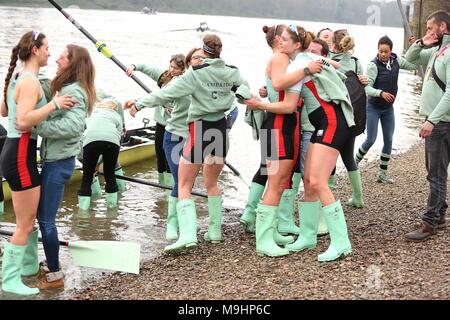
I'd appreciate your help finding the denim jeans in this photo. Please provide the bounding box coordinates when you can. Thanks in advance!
[361,102,395,155]
[423,122,450,228]
[300,131,313,177]
[163,131,186,198]
[37,157,75,272]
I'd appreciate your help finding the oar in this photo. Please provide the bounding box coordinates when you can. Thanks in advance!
[97,172,208,198]
[0,229,140,274]
[48,0,152,94]
[224,161,250,189]
[396,0,424,77]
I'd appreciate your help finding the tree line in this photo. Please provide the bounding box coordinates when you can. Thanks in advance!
[2,0,404,27]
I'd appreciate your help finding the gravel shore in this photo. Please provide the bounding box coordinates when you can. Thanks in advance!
[70,142,450,300]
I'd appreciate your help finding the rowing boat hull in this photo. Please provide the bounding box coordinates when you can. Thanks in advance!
[1,142,155,203]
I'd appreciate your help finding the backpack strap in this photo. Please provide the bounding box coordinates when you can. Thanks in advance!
[431,44,450,92]
[351,57,359,74]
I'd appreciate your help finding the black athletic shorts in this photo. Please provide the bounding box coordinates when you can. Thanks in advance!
[305,81,352,152]
[260,111,299,161]
[182,117,229,164]
[0,133,40,191]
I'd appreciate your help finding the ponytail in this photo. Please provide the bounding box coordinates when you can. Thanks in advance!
[3,46,20,109]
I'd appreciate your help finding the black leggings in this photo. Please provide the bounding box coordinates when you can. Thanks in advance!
[0,126,5,202]
[78,141,120,196]
[155,123,170,174]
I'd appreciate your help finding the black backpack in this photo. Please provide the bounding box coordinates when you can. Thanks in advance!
[344,70,367,136]
[332,56,366,136]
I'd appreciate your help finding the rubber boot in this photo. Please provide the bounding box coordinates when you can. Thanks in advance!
[158,172,165,185]
[106,192,118,208]
[1,242,39,295]
[328,174,335,189]
[255,204,290,257]
[240,182,265,233]
[317,200,352,262]
[164,199,197,253]
[0,201,4,214]
[286,201,321,252]
[22,229,39,276]
[278,189,300,235]
[347,170,364,208]
[291,172,302,195]
[166,196,178,241]
[91,176,102,198]
[204,196,223,243]
[78,196,91,211]
[317,209,329,236]
[115,167,126,192]
[164,172,174,187]
[273,218,294,245]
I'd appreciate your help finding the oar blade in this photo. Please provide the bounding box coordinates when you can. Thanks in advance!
[68,241,140,274]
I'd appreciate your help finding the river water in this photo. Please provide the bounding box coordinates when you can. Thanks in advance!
[0,6,423,299]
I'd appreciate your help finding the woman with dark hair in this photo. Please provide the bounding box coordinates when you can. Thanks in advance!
[28,44,96,289]
[125,34,249,253]
[355,35,417,183]
[0,31,74,295]
[126,54,187,187]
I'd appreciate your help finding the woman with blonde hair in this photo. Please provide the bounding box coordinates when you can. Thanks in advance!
[0,31,74,295]
[326,29,366,211]
[77,97,123,211]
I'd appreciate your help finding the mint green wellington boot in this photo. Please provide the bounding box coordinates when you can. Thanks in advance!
[2,242,39,295]
[166,196,178,241]
[106,192,118,208]
[22,229,39,276]
[292,172,302,194]
[0,201,4,214]
[91,176,102,198]
[328,174,335,189]
[347,170,364,208]
[78,196,91,211]
[164,172,174,187]
[273,218,294,245]
[286,201,321,252]
[204,196,223,243]
[317,209,329,236]
[158,172,165,185]
[240,182,265,233]
[317,200,352,262]
[164,199,197,253]
[278,189,300,235]
[255,204,290,257]
[115,167,126,192]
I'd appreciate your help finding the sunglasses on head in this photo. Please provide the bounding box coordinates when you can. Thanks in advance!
[32,30,41,45]
[289,24,306,48]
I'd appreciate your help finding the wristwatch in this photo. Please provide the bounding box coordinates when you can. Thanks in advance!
[303,67,312,76]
